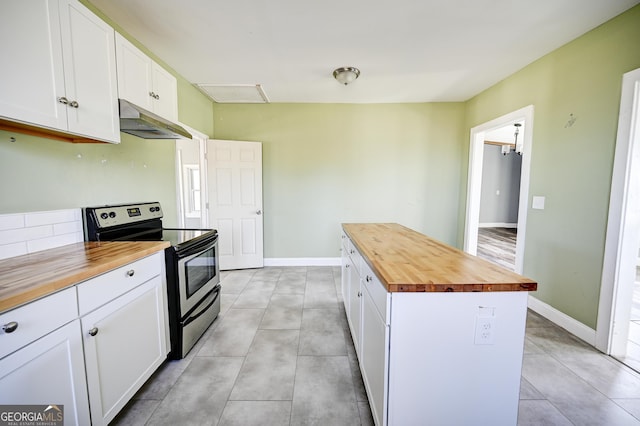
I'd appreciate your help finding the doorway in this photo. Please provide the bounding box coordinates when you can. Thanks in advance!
[476,124,523,271]
[464,106,534,274]
[175,125,209,229]
[596,68,640,366]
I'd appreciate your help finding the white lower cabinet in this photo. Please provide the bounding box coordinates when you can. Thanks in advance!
[82,276,168,425]
[0,251,168,426]
[361,285,388,426]
[80,256,168,426]
[347,258,362,357]
[0,320,91,426]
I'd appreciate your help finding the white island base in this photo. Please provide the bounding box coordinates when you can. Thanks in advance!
[386,291,527,425]
[341,224,535,426]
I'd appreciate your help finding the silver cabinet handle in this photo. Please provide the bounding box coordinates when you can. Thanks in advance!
[88,327,99,337]
[256,210,262,215]
[350,249,355,254]
[345,264,350,268]
[366,276,372,282]
[69,100,79,108]
[357,291,362,297]
[2,321,18,333]
[154,93,160,100]
[149,91,155,98]
[58,96,69,105]
[126,269,135,277]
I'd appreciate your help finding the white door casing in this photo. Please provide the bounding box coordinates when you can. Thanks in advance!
[464,105,534,274]
[597,68,640,355]
[207,140,263,270]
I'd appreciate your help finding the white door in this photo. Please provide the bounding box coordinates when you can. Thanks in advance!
[207,139,263,270]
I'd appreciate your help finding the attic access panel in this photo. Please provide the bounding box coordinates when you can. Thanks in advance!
[196,84,269,103]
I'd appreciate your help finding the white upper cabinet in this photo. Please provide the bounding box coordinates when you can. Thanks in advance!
[0,1,66,130]
[0,0,120,144]
[58,0,120,143]
[115,33,179,122]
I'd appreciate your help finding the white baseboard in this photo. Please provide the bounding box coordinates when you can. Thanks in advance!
[264,257,341,267]
[528,295,596,346]
[479,222,518,228]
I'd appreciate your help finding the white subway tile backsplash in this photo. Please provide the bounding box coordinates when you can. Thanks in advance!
[27,233,82,254]
[54,221,83,235]
[25,209,79,227]
[0,214,25,231]
[0,226,53,245]
[0,208,83,259]
[0,242,27,260]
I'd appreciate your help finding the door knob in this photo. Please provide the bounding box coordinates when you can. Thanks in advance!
[256,210,262,215]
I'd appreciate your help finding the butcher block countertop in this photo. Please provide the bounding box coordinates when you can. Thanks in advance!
[0,241,170,313]
[342,223,537,293]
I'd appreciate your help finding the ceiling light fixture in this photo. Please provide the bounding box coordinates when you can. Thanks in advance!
[333,67,360,85]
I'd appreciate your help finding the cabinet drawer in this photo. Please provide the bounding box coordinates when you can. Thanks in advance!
[0,287,78,359]
[341,231,351,255]
[77,252,163,316]
[348,245,362,275]
[361,262,388,323]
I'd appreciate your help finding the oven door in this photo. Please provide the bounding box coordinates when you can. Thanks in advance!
[176,237,219,316]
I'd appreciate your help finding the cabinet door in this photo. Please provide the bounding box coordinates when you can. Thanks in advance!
[348,268,362,357]
[362,287,388,426]
[82,276,168,425]
[58,0,120,143]
[115,33,154,111]
[0,0,67,130]
[151,61,178,122]
[0,320,91,426]
[341,240,351,313]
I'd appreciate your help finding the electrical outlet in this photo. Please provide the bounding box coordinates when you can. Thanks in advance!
[474,317,495,345]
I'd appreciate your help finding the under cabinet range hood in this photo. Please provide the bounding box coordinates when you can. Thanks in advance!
[118,99,192,139]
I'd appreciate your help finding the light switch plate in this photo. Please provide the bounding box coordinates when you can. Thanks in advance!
[532,196,545,210]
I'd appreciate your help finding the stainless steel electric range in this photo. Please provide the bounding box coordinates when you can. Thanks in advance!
[83,202,220,359]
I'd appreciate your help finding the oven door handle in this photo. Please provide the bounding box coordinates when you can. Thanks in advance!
[182,285,221,327]
[176,235,218,259]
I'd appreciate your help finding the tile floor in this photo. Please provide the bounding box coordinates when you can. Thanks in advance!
[111,266,640,426]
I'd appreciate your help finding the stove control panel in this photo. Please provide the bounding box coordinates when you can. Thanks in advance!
[88,202,163,228]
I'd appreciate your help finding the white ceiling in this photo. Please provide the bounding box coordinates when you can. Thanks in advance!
[87,0,639,103]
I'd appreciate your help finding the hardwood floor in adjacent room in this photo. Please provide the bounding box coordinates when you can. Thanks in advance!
[477,227,517,271]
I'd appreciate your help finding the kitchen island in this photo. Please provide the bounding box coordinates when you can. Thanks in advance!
[341,223,537,426]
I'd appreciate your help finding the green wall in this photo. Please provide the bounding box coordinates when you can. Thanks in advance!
[461,5,640,328]
[0,1,214,225]
[212,103,465,258]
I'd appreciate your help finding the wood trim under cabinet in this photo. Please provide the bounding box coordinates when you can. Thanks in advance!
[0,119,110,144]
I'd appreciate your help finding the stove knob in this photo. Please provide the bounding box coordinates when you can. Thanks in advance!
[109,211,116,218]
[100,212,108,220]
[150,207,156,212]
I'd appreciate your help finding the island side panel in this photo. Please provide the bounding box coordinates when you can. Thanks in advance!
[387,290,528,426]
